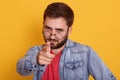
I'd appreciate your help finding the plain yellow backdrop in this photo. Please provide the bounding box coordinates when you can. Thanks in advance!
[0,0,119,80]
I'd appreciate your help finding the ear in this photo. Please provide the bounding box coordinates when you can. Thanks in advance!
[68,27,72,35]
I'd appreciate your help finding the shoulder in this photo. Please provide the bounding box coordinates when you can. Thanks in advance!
[26,45,42,54]
[66,39,92,53]
[29,45,42,50]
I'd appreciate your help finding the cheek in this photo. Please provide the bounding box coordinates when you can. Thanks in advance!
[43,33,49,40]
[59,34,68,42]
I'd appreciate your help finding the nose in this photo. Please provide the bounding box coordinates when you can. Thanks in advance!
[50,29,56,39]
[51,29,56,35]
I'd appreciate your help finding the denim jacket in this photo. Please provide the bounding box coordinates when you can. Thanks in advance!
[17,39,116,80]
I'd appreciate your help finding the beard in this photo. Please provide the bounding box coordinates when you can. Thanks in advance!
[50,35,68,49]
[43,32,68,49]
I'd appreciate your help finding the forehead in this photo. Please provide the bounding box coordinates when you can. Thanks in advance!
[44,17,68,29]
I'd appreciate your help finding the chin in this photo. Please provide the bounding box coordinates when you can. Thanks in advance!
[51,44,58,49]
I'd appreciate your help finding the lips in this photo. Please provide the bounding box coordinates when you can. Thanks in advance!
[47,39,58,42]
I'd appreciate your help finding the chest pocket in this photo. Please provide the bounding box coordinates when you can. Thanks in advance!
[65,61,83,70]
[64,60,84,80]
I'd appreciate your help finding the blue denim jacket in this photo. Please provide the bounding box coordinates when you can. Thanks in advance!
[17,39,116,80]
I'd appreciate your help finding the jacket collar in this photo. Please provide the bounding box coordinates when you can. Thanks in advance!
[66,39,75,48]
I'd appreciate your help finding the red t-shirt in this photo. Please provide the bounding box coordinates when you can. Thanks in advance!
[41,51,62,80]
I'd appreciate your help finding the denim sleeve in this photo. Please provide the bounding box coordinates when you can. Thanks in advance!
[87,47,116,80]
[16,46,41,76]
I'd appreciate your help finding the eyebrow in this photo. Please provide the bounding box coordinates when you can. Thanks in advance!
[44,25,51,29]
[44,25,64,30]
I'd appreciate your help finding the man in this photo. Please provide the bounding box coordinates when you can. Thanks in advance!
[17,2,116,80]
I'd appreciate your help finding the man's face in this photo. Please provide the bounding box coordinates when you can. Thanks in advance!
[42,17,72,49]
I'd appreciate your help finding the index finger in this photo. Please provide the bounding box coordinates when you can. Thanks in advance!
[46,41,51,53]
[42,41,51,52]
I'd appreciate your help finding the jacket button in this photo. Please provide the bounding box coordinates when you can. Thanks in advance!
[41,70,43,72]
[111,75,113,78]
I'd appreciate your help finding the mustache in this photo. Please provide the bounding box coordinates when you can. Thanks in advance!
[47,39,58,42]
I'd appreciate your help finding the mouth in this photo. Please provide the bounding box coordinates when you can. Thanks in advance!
[47,39,58,45]
[47,39,58,42]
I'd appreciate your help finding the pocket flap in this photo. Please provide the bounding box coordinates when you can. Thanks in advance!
[65,61,84,70]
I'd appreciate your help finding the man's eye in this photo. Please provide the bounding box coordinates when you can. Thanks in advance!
[56,29,64,33]
[45,26,51,31]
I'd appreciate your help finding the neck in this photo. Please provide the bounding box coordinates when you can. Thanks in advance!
[51,44,65,55]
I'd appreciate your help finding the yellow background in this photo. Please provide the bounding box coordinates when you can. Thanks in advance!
[0,0,119,80]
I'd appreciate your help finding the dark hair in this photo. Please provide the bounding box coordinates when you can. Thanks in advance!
[43,2,74,27]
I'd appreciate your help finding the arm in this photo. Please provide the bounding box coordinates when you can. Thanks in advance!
[16,46,40,76]
[17,42,55,76]
[87,47,116,80]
